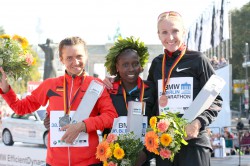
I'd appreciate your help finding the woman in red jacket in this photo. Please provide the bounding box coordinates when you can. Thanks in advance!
[0,36,118,166]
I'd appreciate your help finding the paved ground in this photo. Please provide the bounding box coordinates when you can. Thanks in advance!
[211,155,250,166]
[149,155,250,166]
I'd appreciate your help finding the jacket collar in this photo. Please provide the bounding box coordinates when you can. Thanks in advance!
[164,44,186,59]
[109,77,149,95]
[64,70,85,80]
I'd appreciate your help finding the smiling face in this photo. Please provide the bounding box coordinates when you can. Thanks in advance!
[116,49,142,90]
[158,17,185,52]
[60,44,87,76]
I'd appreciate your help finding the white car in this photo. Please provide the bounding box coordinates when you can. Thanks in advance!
[1,109,48,148]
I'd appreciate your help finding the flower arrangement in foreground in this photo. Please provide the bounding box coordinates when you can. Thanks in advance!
[0,34,35,79]
[144,112,188,161]
[96,132,144,166]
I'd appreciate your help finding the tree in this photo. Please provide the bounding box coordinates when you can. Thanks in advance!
[230,2,250,109]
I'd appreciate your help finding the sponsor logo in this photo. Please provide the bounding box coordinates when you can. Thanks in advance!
[176,67,190,72]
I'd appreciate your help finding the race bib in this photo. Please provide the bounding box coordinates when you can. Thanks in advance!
[158,77,193,114]
[50,111,89,147]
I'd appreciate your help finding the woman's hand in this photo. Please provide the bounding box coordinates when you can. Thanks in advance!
[102,76,116,89]
[185,119,201,140]
[0,67,10,93]
[43,113,50,130]
[60,122,86,144]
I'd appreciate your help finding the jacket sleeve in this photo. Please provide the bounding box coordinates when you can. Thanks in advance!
[196,95,223,130]
[83,87,118,133]
[195,53,223,130]
[0,87,41,115]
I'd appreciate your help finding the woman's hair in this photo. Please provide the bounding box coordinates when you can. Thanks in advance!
[157,11,185,33]
[58,36,87,57]
[105,36,149,76]
[116,49,138,62]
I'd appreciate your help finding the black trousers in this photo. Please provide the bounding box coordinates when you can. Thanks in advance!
[155,145,211,166]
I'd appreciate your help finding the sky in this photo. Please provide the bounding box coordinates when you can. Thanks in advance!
[1,0,249,45]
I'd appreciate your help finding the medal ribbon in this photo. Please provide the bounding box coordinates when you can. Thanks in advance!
[63,74,85,115]
[121,77,145,110]
[161,47,186,94]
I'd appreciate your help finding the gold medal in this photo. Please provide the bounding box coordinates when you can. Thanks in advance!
[159,94,168,107]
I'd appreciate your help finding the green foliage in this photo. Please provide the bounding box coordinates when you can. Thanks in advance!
[0,34,41,95]
[97,132,144,166]
[112,132,144,165]
[0,35,34,79]
[230,2,250,109]
[146,112,188,161]
[105,36,149,76]
[11,48,41,95]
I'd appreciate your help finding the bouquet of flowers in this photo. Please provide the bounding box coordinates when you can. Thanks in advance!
[144,112,188,161]
[96,132,144,166]
[0,34,35,79]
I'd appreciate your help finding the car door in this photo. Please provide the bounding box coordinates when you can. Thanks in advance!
[11,113,39,143]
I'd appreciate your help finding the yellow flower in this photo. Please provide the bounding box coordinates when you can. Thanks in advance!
[160,133,172,147]
[0,34,11,39]
[103,161,108,166]
[96,141,112,161]
[113,147,125,160]
[145,131,159,153]
[150,116,157,129]
[109,142,115,151]
[12,34,29,49]
[32,57,37,65]
[114,143,120,148]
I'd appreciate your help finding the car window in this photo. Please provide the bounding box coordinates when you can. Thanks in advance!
[20,114,35,120]
[12,113,21,119]
[12,113,36,120]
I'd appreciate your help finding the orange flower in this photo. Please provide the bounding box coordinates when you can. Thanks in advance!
[145,131,159,153]
[96,141,112,161]
[160,133,172,147]
[113,146,125,160]
[150,116,157,129]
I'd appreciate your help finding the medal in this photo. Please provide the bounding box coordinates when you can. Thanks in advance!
[59,114,70,127]
[160,46,186,109]
[60,74,84,128]
[159,94,168,107]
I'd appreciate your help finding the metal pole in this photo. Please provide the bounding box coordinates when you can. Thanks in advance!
[238,130,241,166]
[244,43,249,118]
[239,95,242,119]
[229,10,232,59]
